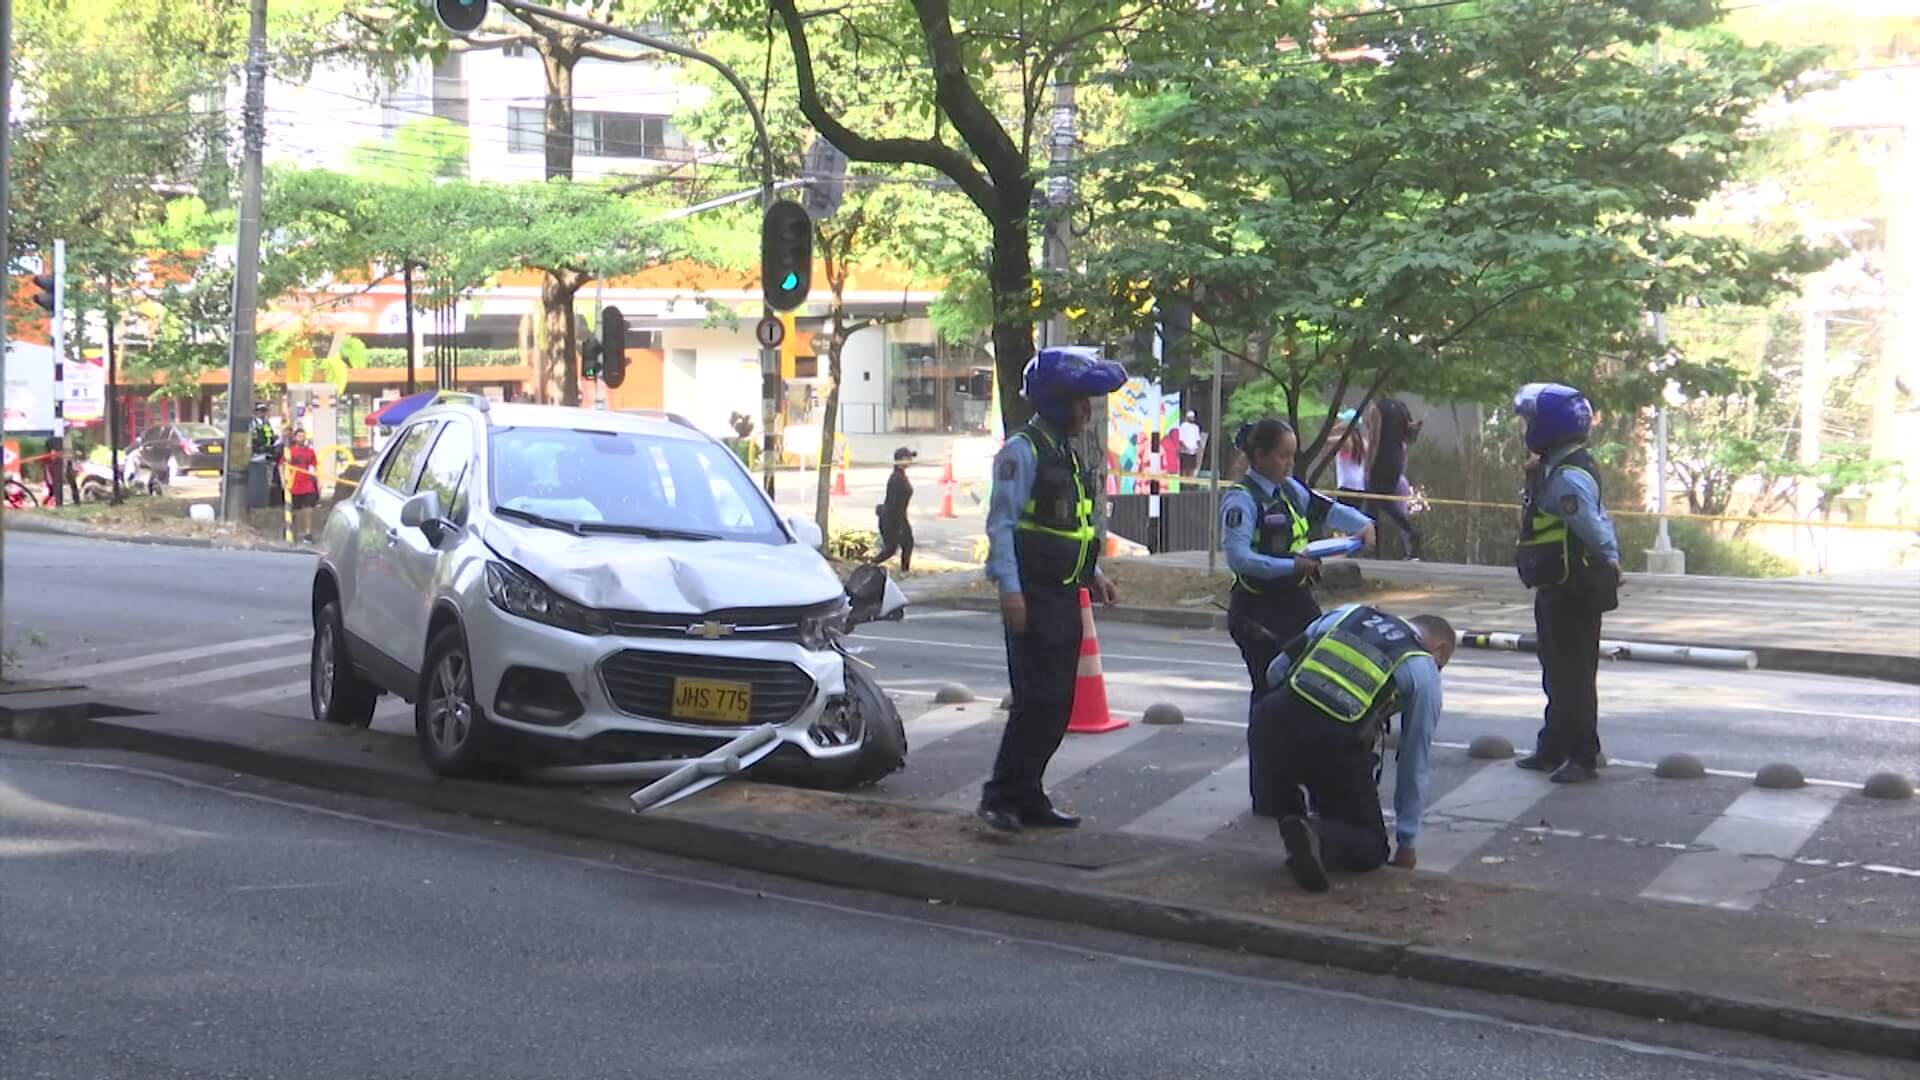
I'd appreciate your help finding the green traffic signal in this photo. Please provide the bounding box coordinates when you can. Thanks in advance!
[761,200,813,312]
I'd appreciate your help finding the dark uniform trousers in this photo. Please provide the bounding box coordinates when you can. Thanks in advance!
[873,519,914,572]
[1248,693,1391,872]
[1229,586,1320,704]
[1534,585,1603,768]
[985,584,1084,812]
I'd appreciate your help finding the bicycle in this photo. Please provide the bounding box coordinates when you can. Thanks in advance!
[4,474,42,509]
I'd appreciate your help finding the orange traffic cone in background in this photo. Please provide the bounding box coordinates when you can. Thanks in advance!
[939,479,956,519]
[831,442,850,497]
[1067,588,1128,733]
[940,444,955,485]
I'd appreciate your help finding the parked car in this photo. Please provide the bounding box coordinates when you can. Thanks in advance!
[308,396,909,787]
[133,422,227,483]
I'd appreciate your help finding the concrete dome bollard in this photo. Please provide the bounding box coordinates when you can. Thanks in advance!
[1468,735,1515,760]
[934,684,976,705]
[1862,772,1915,801]
[1655,753,1706,780]
[1143,703,1185,726]
[1754,763,1806,790]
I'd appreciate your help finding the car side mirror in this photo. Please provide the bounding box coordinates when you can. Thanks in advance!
[400,489,444,529]
[788,516,824,549]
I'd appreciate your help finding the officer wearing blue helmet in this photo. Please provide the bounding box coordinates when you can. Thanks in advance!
[1512,383,1622,784]
[978,347,1128,833]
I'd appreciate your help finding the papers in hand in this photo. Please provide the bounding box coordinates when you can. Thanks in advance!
[1303,536,1364,560]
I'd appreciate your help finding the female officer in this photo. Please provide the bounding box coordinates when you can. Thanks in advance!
[1221,419,1376,705]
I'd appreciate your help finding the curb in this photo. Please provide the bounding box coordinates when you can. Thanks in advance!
[5,702,1915,1061]
[4,513,312,556]
[912,595,1917,682]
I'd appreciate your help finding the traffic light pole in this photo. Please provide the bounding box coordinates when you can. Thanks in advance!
[491,0,781,496]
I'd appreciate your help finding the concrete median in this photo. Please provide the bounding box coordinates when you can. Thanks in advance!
[4,689,1917,1061]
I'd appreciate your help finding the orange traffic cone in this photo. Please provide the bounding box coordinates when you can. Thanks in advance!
[1067,588,1128,734]
[832,456,849,497]
[939,478,956,519]
[940,445,955,485]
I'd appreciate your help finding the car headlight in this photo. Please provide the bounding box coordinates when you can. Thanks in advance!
[485,561,610,636]
[798,601,852,650]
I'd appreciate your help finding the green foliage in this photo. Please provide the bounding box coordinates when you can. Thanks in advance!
[344,118,471,182]
[1613,517,1796,579]
[1074,0,1831,464]
[827,527,877,563]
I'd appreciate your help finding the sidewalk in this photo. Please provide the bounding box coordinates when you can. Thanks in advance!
[1133,554,1920,683]
[4,690,1915,1059]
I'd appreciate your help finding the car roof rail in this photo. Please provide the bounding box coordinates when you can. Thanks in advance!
[619,407,698,432]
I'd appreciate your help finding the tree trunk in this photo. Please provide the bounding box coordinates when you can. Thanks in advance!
[815,318,844,546]
[539,46,578,406]
[988,214,1036,433]
[541,274,582,407]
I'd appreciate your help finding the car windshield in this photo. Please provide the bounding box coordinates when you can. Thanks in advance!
[181,424,224,440]
[489,426,786,544]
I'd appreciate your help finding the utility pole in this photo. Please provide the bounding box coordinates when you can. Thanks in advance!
[403,262,418,395]
[2,0,12,647]
[220,0,269,522]
[1645,310,1684,574]
[105,270,123,503]
[1207,347,1224,576]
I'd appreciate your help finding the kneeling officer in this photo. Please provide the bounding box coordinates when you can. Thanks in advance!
[1250,604,1455,892]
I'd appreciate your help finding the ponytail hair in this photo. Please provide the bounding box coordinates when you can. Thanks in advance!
[1234,418,1295,456]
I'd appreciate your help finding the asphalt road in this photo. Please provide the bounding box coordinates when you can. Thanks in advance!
[2,742,1901,1080]
[6,530,1918,933]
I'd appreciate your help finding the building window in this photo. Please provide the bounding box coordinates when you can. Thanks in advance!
[886,337,991,434]
[509,107,687,160]
[503,42,527,58]
[508,107,544,154]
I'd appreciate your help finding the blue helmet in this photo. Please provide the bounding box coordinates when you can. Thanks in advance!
[1021,347,1128,428]
[1512,383,1593,454]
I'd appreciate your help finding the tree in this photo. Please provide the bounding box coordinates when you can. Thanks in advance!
[709,0,1224,431]
[673,27,984,538]
[316,1,680,404]
[1070,0,1830,483]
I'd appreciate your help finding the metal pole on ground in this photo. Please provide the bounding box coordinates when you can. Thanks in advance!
[2,0,12,640]
[1207,348,1224,576]
[220,0,269,523]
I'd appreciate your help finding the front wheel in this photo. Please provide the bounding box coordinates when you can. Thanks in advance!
[415,625,501,778]
[3,478,38,509]
[786,663,908,790]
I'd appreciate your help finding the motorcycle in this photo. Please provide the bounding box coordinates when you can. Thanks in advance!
[74,459,118,503]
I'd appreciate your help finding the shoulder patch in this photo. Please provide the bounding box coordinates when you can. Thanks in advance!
[997,459,1018,482]
[1558,493,1581,516]
[1225,507,1246,529]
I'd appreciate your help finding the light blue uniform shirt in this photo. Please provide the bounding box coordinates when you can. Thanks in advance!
[1266,604,1444,846]
[1540,445,1621,564]
[985,422,1106,596]
[1222,470,1374,582]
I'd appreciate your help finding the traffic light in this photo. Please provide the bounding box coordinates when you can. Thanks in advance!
[433,0,490,33]
[761,200,812,312]
[600,307,629,389]
[30,271,57,314]
[579,317,603,381]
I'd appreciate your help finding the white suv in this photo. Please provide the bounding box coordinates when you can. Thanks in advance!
[308,396,908,787]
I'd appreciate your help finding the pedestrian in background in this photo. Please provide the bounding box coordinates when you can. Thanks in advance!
[1220,419,1376,720]
[979,347,1127,834]
[1511,383,1621,785]
[871,446,916,573]
[1178,410,1203,476]
[288,428,321,543]
[1364,397,1425,560]
[1331,409,1369,509]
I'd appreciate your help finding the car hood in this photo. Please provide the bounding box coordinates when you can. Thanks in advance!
[481,519,845,614]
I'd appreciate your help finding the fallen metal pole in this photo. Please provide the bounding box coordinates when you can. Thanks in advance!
[526,759,689,784]
[628,725,782,813]
[1457,630,1758,671]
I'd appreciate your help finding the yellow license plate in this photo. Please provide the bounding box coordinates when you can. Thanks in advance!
[670,678,752,724]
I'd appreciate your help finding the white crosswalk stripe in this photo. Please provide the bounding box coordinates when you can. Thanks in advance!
[213,681,311,708]
[1122,756,1251,842]
[127,651,309,693]
[40,632,311,682]
[934,723,1160,810]
[1639,786,1846,910]
[1410,763,1555,873]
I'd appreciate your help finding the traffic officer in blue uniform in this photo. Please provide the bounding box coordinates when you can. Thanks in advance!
[1511,383,1622,785]
[1222,418,1376,707]
[1251,604,1455,891]
[979,347,1129,833]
